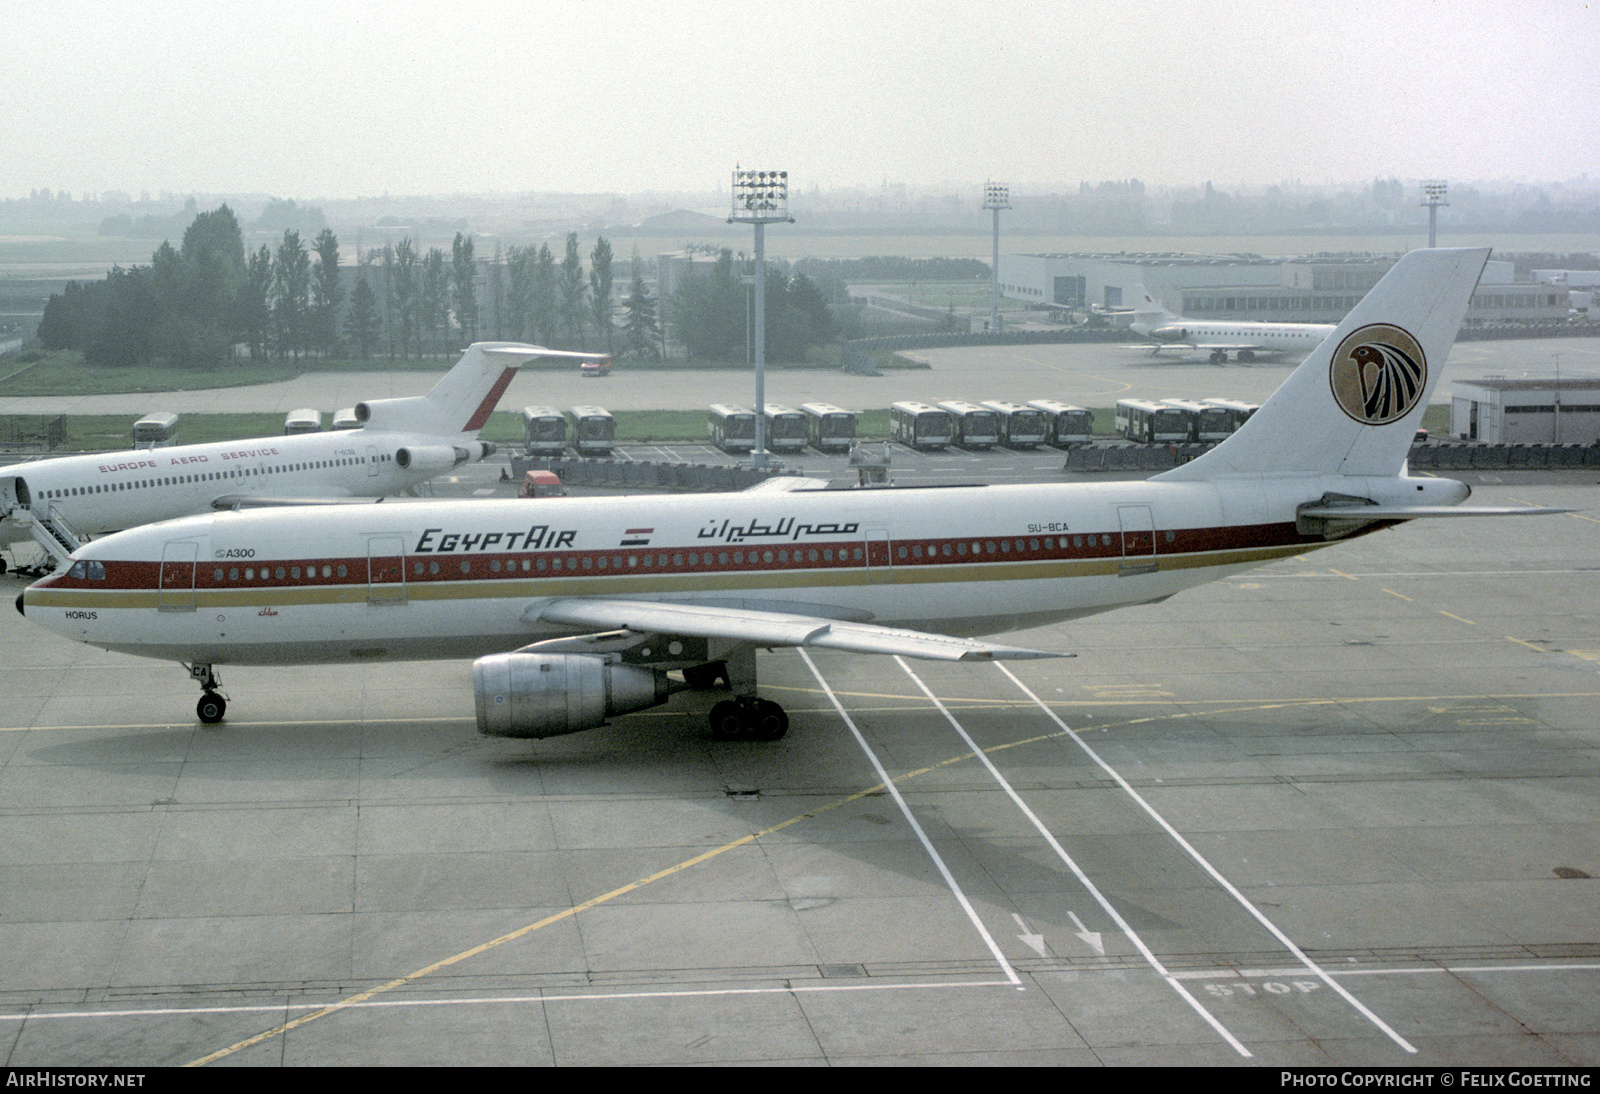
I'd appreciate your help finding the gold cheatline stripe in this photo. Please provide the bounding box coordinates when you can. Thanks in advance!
[29,542,1324,612]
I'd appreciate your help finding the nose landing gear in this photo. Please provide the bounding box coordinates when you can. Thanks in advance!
[186,663,228,724]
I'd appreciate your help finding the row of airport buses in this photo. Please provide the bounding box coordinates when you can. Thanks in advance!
[1113,398,1259,444]
[708,403,857,455]
[518,398,1262,459]
[520,406,619,457]
[890,400,1094,452]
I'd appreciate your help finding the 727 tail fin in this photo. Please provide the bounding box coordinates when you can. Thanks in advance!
[1155,247,1489,482]
[354,342,606,437]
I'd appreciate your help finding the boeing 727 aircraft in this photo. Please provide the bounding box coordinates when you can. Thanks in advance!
[0,343,599,566]
[19,249,1559,740]
[1129,290,1336,363]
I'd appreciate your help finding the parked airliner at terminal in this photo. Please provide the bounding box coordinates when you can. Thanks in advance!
[0,343,602,566]
[1129,290,1336,363]
[19,249,1562,738]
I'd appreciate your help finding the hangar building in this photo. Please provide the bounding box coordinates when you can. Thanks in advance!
[997,253,1565,325]
[1451,377,1600,444]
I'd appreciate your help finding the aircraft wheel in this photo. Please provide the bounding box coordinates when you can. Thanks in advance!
[751,699,789,741]
[708,700,747,741]
[1209,350,1226,364]
[196,692,227,725]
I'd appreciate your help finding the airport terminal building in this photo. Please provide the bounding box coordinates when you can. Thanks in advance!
[997,252,1568,325]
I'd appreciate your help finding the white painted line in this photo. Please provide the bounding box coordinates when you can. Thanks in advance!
[1172,962,1600,981]
[894,657,1251,1057]
[17,960,1592,1025]
[798,649,1022,988]
[0,977,1017,1023]
[996,662,1419,1055]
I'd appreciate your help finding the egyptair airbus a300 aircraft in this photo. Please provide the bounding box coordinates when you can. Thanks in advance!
[0,343,599,566]
[1129,289,1336,363]
[19,249,1558,738]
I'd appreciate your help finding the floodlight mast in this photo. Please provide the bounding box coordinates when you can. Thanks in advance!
[984,182,1010,332]
[729,168,795,467]
[1422,181,1449,248]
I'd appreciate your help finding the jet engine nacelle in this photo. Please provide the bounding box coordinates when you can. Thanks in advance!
[472,652,670,738]
[394,445,472,473]
[354,396,430,433]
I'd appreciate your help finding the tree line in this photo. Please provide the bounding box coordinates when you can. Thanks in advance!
[38,205,347,367]
[37,203,847,367]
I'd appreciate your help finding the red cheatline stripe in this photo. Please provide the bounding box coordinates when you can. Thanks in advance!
[38,520,1377,596]
[461,368,518,432]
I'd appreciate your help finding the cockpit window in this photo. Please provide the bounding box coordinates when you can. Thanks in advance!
[67,561,106,580]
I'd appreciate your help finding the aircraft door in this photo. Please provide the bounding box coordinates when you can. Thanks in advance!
[1,475,26,516]
[158,540,199,611]
[366,445,381,477]
[1117,505,1158,576]
[367,535,407,605]
[864,529,892,583]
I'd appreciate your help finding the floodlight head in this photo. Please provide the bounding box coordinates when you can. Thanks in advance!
[730,168,792,223]
[983,182,1011,210]
[1422,181,1449,205]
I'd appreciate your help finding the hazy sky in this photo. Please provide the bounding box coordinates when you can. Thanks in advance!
[7,0,1597,200]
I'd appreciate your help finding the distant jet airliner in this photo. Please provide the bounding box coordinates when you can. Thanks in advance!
[1129,290,1336,363]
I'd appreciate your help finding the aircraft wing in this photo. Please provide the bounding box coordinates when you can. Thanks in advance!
[1187,340,1286,355]
[741,476,833,493]
[525,597,1064,661]
[211,495,385,510]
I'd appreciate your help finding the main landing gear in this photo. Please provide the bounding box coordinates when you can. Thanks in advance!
[682,646,790,741]
[708,697,789,741]
[187,663,227,724]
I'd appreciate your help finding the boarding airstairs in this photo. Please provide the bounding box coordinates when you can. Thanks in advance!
[11,502,83,565]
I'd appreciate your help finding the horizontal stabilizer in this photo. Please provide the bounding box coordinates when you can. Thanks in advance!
[1298,504,1573,520]
[527,597,1065,662]
[483,346,609,361]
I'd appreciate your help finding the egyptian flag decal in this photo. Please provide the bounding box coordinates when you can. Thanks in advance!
[621,528,653,546]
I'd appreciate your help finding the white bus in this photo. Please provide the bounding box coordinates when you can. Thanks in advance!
[284,409,323,435]
[982,400,1050,449]
[571,405,616,457]
[1201,398,1259,433]
[800,403,857,453]
[1115,399,1188,443]
[889,402,953,451]
[708,404,756,453]
[936,401,1001,450]
[1161,399,1233,443]
[331,407,361,431]
[1027,399,1095,448]
[132,412,179,449]
[521,406,569,456]
[762,404,809,453]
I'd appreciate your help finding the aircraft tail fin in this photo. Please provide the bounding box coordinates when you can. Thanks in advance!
[354,343,599,437]
[1154,247,1489,482]
[1127,286,1180,337]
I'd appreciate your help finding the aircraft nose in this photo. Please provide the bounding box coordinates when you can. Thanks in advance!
[14,591,24,617]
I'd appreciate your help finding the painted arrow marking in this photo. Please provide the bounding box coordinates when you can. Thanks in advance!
[1068,910,1105,955]
[1012,914,1049,958]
